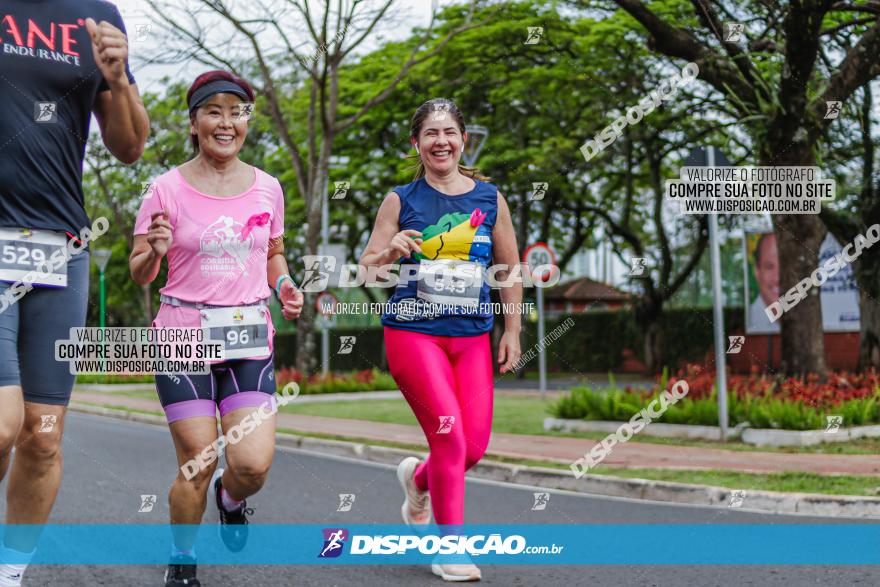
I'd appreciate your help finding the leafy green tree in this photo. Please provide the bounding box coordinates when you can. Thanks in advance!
[595,0,880,376]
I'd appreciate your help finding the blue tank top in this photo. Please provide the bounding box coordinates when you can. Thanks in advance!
[381,177,497,336]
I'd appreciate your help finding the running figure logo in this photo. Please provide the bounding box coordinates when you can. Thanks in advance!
[300,256,336,292]
[234,102,255,122]
[140,182,156,200]
[530,182,548,201]
[39,415,56,432]
[138,494,157,513]
[337,336,356,355]
[825,415,843,433]
[331,181,350,200]
[824,101,842,120]
[628,257,647,277]
[431,103,451,121]
[34,102,57,123]
[133,23,152,41]
[531,492,550,511]
[437,416,455,434]
[318,528,348,558]
[337,494,355,512]
[728,490,745,508]
[726,336,745,354]
[524,27,543,45]
[724,22,744,42]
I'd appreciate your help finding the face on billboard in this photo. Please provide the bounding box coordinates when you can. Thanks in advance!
[753,233,779,305]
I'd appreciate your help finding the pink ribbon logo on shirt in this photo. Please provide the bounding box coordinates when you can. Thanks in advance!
[240,212,271,239]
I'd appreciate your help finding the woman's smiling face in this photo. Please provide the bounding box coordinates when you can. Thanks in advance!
[412,115,468,174]
[190,92,249,159]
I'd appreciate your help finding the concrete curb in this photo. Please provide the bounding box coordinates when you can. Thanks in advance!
[742,424,880,447]
[69,403,880,519]
[544,417,750,441]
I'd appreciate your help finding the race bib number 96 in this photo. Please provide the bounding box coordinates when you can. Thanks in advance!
[200,305,270,359]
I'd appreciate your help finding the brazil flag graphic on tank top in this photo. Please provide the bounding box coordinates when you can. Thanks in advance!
[414,208,491,263]
[381,178,497,336]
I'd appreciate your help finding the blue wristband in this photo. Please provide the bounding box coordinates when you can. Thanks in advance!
[275,274,295,297]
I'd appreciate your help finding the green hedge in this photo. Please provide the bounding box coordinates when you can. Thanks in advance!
[273,328,386,371]
[271,307,745,374]
[517,307,742,373]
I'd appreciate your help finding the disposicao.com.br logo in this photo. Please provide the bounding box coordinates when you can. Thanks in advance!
[318,529,563,558]
[318,528,349,558]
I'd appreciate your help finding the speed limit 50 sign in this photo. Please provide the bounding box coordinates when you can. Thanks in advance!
[522,242,558,283]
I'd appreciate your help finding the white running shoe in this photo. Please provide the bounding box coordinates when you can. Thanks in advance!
[396,457,431,526]
[431,559,482,582]
[209,467,224,513]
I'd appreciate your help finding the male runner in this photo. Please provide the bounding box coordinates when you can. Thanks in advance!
[0,2,148,584]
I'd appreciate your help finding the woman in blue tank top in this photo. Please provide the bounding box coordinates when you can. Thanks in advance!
[360,98,523,582]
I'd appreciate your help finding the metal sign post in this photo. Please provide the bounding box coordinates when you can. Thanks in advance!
[316,292,337,374]
[686,146,731,441]
[523,242,557,398]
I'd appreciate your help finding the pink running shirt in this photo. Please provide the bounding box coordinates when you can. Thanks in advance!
[134,166,285,352]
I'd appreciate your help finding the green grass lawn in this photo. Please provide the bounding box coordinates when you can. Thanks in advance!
[280,395,550,433]
[519,371,652,381]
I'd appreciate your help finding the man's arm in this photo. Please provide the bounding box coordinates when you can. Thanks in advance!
[87,18,149,163]
[93,83,149,164]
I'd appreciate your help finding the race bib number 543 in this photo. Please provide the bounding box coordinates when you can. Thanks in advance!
[416,259,483,308]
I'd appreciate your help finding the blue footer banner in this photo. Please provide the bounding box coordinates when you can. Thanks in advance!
[0,524,878,564]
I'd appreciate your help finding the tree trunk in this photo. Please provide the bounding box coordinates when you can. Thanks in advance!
[855,85,880,371]
[760,144,827,377]
[637,298,663,374]
[858,287,880,370]
[855,250,880,370]
[295,137,333,376]
[643,316,663,375]
[820,85,880,371]
[295,200,324,376]
[772,214,827,376]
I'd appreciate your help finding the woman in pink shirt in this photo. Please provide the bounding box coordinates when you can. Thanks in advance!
[129,71,303,587]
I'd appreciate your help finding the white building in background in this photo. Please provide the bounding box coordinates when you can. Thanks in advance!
[557,244,623,288]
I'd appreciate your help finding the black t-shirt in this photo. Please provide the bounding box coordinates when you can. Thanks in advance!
[0,0,136,234]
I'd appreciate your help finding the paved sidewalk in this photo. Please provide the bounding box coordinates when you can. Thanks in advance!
[71,392,880,478]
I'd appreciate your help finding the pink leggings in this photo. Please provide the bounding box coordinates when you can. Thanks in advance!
[384,327,494,526]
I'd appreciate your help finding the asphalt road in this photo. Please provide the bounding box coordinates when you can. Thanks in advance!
[2,413,877,586]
